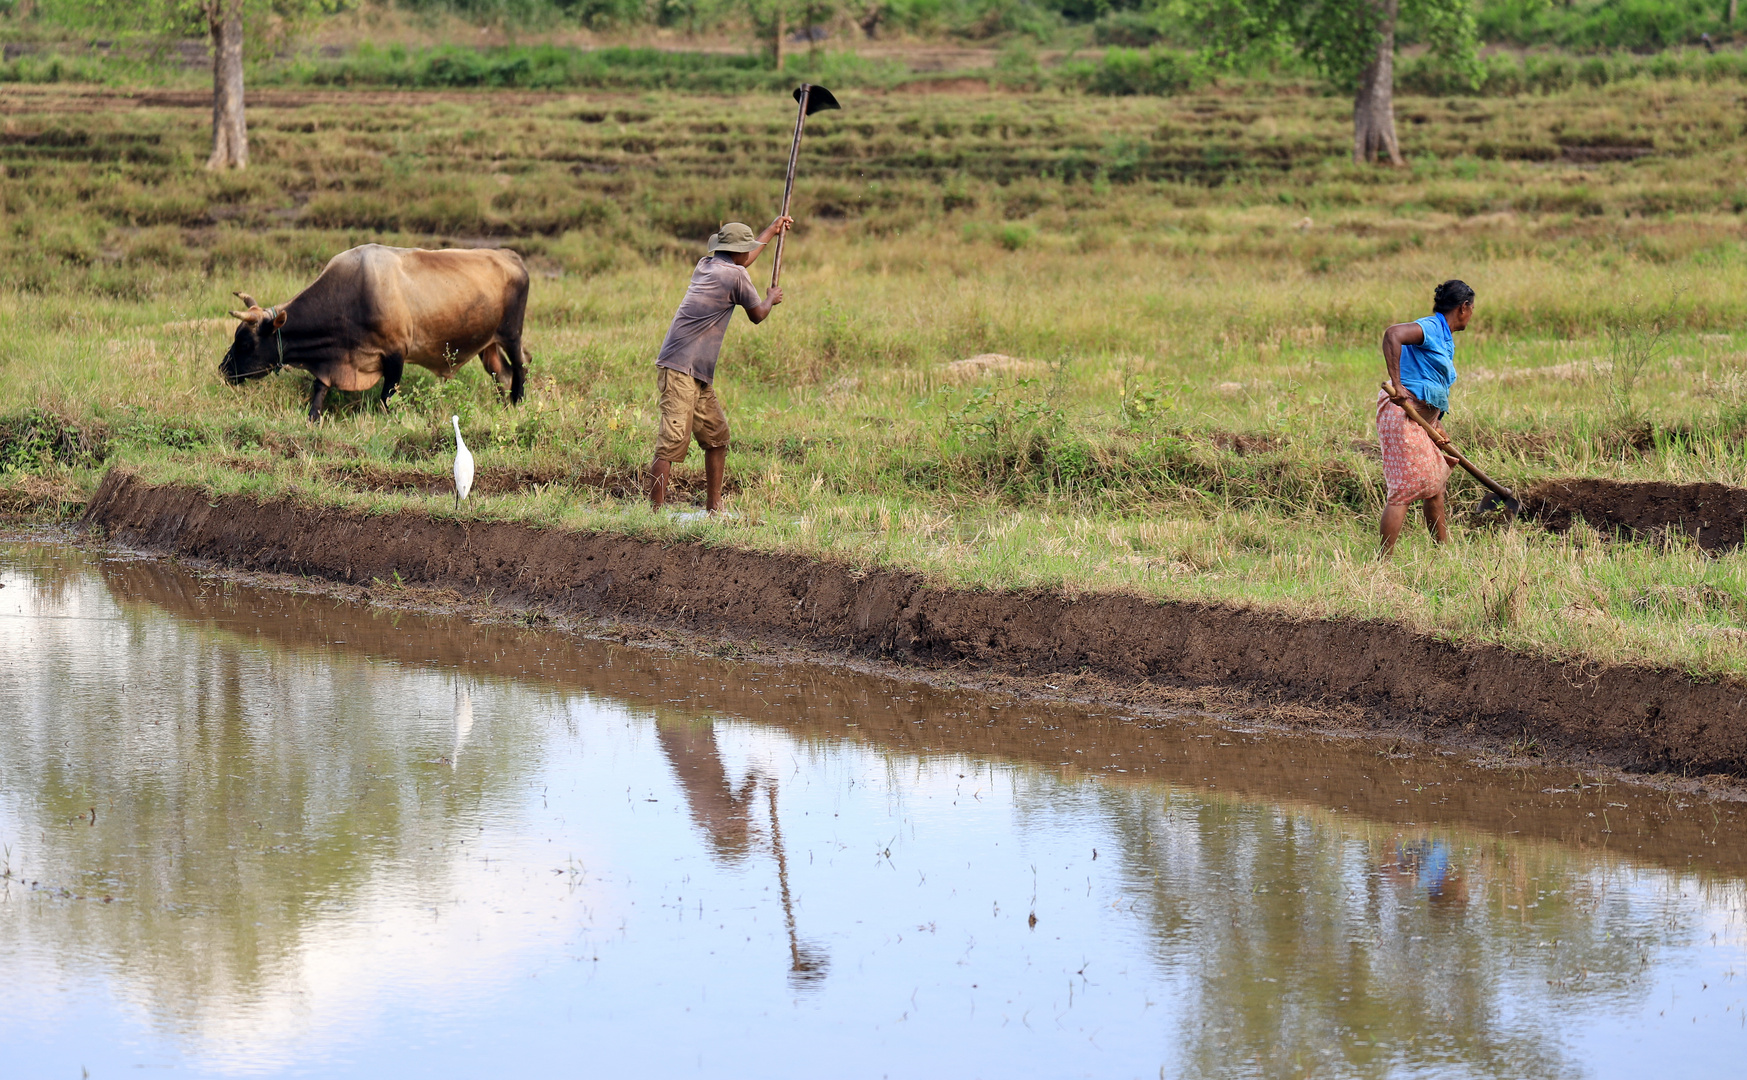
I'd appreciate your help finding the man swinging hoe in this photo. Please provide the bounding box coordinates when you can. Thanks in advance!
[647,217,790,515]
[647,84,839,516]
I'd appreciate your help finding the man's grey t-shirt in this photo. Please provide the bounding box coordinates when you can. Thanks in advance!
[655,255,761,386]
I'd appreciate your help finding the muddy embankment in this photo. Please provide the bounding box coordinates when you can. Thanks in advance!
[83,469,1747,777]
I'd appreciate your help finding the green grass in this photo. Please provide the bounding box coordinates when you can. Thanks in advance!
[5,80,1747,678]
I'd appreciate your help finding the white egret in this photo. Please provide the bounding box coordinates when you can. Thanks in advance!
[451,415,474,509]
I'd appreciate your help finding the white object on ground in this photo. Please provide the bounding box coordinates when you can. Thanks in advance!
[937,353,1045,382]
[451,415,474,509]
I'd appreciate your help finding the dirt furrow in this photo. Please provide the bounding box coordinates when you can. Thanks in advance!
[1523,478,1747,551]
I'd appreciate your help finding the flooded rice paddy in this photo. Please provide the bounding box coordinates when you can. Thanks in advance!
[4,541,1747,1078]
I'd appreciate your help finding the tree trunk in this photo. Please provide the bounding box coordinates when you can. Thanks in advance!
[773,8,786,72]
[1732,0,1739,25]
[207,0,248,171]
[1351,0,1403,166]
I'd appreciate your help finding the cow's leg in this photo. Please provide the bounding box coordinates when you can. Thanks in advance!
[501,332,526,406]
[380,354,404,411]
[496,282,529,407]
[308,379,331,423]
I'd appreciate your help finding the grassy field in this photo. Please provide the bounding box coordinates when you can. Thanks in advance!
[4,77,1747,679]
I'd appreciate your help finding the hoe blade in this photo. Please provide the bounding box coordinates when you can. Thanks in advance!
[795,84,841,115]
[1478,491,1522,522]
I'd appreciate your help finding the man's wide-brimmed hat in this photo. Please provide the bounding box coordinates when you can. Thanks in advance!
[708,222,762,253]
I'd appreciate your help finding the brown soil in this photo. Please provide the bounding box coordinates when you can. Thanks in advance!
[1210,432,1281,456]
[0,85,599,111]
[84,469,1747,777]
[318,461,736,502]
[1561,145,1654,163]
[1524,478,1747,551]
[891,77,995,94]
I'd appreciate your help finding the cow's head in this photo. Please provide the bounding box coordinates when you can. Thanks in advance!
[219,292,289,385]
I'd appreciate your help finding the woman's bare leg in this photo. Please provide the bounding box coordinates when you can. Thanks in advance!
[1424,492,1450,544]
[1380,503,1409,555]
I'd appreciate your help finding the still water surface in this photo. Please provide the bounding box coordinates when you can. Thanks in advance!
[4,541,1747,1078]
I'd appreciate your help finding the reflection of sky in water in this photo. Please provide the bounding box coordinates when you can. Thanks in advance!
[2,545,1747,1078]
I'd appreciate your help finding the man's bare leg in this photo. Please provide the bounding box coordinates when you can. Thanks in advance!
[1424,492,1450,544]
[1380,503,1409,556]
[650,458,673,510]
[704,445,726,514]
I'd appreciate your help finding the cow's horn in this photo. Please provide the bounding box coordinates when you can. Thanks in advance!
[233,290,258,308]
[228,309,249,320]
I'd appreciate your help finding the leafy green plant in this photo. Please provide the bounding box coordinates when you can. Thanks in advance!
[0,409,107,473]
[1606,295,1677,421]
[996,223,1035,251]
[942,378,1062,447]
[1119,369,1176,428]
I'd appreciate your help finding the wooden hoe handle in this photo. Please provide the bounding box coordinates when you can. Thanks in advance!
[771,86,810,290]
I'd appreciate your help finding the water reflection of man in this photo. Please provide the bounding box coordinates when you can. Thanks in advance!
[653,715,830,989]
[654,716,758,862]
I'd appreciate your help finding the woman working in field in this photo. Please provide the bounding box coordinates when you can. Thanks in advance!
[1377,280,1475,556]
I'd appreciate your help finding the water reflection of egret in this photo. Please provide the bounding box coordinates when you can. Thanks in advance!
[766,780,829,992]
[452,685,474,768]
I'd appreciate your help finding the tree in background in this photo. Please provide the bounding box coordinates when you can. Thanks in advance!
[204,0,247,168]
[1172,0,1479,164]
[45,0,333,169]
[745,0,790,69]
[746,0,836,71]
[182,0,340,169]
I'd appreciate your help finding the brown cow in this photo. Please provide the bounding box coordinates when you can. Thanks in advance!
[220,244,530,421]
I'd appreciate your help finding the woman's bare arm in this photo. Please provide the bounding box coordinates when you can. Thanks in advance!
[1381,321,1426,401]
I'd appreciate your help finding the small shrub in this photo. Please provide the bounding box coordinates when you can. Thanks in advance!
[0,409,108,473]
[1093,11,1163,48]
[1078,48,1204,97]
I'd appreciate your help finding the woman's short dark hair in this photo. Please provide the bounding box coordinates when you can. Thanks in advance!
[1433,279,1475,313]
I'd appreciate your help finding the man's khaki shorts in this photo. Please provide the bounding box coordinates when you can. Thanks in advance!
[654,367,730,463]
